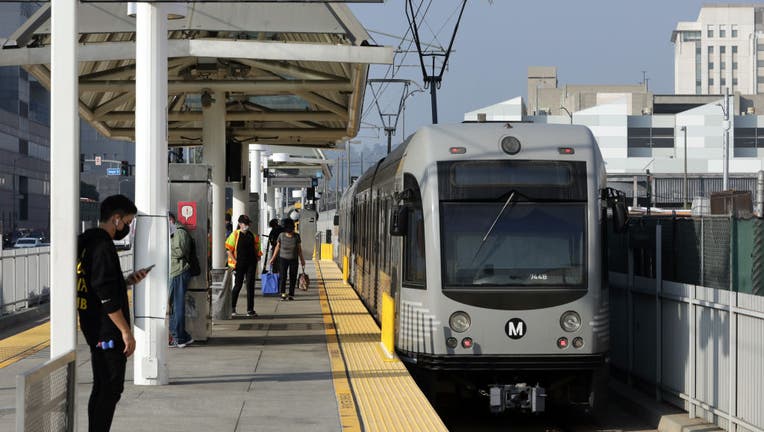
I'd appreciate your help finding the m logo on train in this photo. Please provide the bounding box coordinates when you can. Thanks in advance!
[505,318,526,339]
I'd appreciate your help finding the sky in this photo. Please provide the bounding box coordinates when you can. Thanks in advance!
[341,0,747,162]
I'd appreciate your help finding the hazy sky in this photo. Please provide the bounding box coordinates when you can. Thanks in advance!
[347,0,747,151]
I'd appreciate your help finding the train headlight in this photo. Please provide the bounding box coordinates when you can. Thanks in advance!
[449,311,471,333]
[500,136,521,155]
[560,311,581,332]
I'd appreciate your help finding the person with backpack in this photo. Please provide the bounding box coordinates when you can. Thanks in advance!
[168,212,194,348]
[268,218,305,301]
[264,218,284,274]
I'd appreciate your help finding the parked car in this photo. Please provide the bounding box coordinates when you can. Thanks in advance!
[14,237,44,248]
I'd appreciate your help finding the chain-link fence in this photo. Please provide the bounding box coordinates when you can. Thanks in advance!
[609,215,764,295]
[16,351,75,432]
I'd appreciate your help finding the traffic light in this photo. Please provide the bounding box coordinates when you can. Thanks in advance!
[120,160,129,176]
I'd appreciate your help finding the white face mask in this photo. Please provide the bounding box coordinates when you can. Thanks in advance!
[240,225,249,232]
[169,223,177,236]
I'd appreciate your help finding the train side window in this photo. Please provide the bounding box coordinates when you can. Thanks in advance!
[403,174,426,288]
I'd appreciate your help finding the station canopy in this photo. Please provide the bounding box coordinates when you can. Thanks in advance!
[0,2,393,148]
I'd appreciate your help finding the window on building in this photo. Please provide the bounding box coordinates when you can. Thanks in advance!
[19,176,28,221]
[708,45,714,55]
[758,60,764,68]
[732,45,738,54]
[18,101,28,119]
[721,61,726,70]
[733,78,738,86]
[707,25,714,38]
[732,62,738,70]
[19,139,28,155]
[719,24,726,38]
[721,77,726,86]
[696,46,702,55]
[734,128,764,149]
[720,46,726,54]
[731,24,738,38]
[684,31,702,41]
[709,78,715,85]
[709,62,714,69]
[627,127,674,153]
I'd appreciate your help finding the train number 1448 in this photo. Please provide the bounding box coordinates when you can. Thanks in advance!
[529,274,548,280]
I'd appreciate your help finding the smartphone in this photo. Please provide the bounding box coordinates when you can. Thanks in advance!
[143,264,155,273]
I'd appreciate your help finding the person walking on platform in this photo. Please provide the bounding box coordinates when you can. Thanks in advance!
[168,212,194,348]
[264,218,284,274]
[226,214,262,316]
[268,218,305,301]
[76,194,149,432]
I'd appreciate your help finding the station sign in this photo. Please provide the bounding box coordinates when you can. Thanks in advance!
[106,168,121,176]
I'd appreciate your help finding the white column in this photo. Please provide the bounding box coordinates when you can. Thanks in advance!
[251,145,265,235]
[275,188,284,219]
[50,0,79,358]
[203,91,227,269]
[232,143,249,224]
[133,2,169,385]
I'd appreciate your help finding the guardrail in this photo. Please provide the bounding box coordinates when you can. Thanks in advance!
[16,350,76,432]
[0,247,134,317]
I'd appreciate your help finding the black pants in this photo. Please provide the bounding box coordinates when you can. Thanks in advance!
[89,346,126,432]
[279,257,299,297]
[232,262,257,313]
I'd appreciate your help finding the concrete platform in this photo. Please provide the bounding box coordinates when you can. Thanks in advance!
[0,261,343,432]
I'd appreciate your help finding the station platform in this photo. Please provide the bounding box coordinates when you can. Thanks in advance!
[0,260,446,432]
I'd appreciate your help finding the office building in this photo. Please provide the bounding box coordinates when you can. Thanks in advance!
[672,4,764,95]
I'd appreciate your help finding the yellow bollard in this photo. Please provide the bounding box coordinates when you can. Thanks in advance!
[342,256,349,282]
[380,292,395,359]
[321,244,333,261]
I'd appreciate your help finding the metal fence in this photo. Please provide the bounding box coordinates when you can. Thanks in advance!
[1,247,134,316]
[16,350,75,432]
[609,216,764,432]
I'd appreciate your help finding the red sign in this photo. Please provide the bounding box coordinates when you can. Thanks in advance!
[177,201,198,230]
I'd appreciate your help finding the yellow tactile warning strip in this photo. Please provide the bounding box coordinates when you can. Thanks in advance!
[0,322,50,369]
[317,261,448,432]
[317,267,364,432]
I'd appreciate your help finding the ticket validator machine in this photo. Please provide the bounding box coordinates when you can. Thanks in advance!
[169,164,211,341]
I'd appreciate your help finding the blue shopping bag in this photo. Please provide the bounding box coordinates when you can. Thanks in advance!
[261,270,280,296]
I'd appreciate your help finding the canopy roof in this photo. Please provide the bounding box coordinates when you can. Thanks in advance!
[0,2,393,148]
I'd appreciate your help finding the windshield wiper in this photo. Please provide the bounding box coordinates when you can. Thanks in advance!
[472,191,516,260]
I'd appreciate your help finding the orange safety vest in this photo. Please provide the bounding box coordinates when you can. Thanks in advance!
[225,229,262,268]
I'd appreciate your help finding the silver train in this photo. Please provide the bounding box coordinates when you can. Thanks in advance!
[336,122,626,413]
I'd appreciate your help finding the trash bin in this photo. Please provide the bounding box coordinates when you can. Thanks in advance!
[211,268,232,320]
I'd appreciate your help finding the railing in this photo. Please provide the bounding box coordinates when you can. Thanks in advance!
[16,350,76,432]
[0,247,134,317]
[610,220,764,432]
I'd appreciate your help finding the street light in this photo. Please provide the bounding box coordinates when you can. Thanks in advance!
[681,126,688,209]
[560,106,573,124]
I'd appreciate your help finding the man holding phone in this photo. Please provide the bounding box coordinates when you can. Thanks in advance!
[168,212,194,348]
[77,194,149,432]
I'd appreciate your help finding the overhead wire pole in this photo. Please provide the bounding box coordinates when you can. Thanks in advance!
[368,79,418,153]
[406,0,468,124]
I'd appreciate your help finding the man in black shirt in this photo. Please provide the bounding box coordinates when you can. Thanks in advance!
[77,194,148,432]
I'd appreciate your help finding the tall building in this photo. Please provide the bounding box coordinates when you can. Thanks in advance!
[672,4,764,95]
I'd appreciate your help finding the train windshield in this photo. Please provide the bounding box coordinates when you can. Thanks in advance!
[441,202,585,288]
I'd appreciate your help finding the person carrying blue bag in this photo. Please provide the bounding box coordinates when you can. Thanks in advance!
[268,218,305,301]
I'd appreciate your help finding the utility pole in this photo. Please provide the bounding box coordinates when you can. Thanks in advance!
[722,87,730,191]
[406,0,467,124]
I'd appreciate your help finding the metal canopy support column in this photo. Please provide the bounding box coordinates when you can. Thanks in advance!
[232,143,249,224]
[203,91,227,269]
[133,2,169,386]
[50,0,78,359]
[251,145,265,237]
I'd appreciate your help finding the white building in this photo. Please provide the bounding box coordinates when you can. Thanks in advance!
[672,4,764,95]
[465,94,764,206]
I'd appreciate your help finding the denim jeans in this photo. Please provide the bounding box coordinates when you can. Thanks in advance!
[169,270,192,344]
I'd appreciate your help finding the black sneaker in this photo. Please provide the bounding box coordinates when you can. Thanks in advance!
[288,296,294,301]
[247,311,257,317]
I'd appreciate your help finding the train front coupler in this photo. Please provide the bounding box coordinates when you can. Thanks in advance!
[487,383,546,413]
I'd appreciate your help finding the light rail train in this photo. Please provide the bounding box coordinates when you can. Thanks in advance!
[336,122,626,413]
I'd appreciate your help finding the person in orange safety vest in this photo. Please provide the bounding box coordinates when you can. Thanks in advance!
[225,214,262,316]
